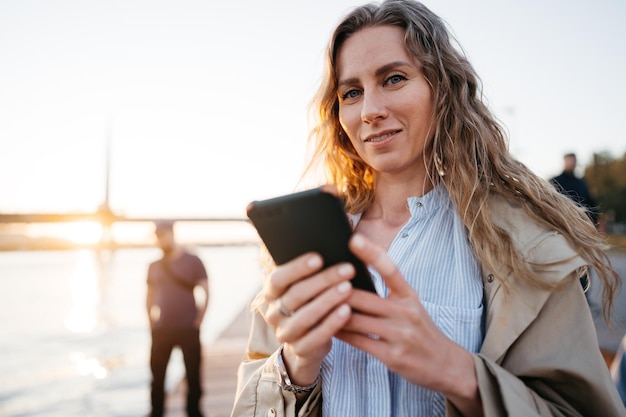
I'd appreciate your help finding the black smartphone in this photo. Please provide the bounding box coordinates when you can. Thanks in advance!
[246,188,377,293]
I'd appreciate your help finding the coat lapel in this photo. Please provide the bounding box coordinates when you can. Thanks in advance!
[480,273,552,363]
[479,196,587,363]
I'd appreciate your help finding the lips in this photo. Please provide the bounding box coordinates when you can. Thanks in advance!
[363,130,401,143]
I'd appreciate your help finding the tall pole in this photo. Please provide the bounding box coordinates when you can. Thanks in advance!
[98,120,114,252]
[104,120,112,212]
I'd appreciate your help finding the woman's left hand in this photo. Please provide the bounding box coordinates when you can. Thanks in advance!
[337,233,483,415]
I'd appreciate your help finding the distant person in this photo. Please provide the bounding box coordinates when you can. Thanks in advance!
[551,152,599,225]
[146,220,209,417]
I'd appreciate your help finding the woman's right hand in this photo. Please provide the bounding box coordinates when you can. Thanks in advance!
[262,252,355,386]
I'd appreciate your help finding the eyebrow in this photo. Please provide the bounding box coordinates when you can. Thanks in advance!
[337,61,414,87]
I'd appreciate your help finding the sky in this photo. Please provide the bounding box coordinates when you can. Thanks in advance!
[1,0,625,219]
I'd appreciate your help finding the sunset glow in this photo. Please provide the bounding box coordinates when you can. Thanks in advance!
[63,222,104,245]
[25,221,104,246]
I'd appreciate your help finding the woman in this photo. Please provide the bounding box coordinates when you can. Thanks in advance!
[232,1,625,416]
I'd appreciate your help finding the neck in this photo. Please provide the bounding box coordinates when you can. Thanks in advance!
[365,175,434,226]
[162,246,183,260]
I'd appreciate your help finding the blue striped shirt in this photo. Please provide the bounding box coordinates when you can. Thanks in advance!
[321,186,484,417]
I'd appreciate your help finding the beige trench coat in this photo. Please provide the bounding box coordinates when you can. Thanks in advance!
[231,196,626,417]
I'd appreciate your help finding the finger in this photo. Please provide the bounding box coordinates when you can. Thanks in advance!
[349,233,413,297]
[319,184,340,196]
[347,289,432,342]
[276,280,353,343]
[265,261,355,323]
[277,298,297,317]
[264,253,323,301]
[341,309,390,339]
[286,303,352,356]
[347,289,391,318]
[285,262,355,311]
[336,328,386,358]
[290,303,352,356]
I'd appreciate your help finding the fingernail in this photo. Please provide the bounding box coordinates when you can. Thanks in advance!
[351,234,365,249]
[337,304,350,318]
[337,281,351,293]
[338,264,353,277]
[307,255,322,269]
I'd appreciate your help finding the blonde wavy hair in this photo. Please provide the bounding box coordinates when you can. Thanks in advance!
[304,0,620,320]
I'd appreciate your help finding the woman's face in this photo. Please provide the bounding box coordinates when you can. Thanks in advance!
[336,25,434,179]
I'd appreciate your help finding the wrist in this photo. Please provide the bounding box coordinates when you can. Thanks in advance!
[442,351,481,413]
[275,344,320,393]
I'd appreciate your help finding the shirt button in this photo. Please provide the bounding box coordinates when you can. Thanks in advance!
[401,232,409,238]
[487,274,495,283]
[416,202,423,207]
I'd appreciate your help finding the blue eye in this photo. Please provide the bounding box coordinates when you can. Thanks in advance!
[385,74,407,86]
[341,89,361,100]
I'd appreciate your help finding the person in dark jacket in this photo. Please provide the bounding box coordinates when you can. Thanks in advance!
[550,153,598,225]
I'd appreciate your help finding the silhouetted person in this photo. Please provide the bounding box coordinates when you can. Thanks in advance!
[551,153,598,225]
[146,220,209,417]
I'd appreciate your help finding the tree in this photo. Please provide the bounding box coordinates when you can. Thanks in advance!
[584,151,626,225]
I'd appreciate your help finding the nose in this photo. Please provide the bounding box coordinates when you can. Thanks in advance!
[361,89,388,123]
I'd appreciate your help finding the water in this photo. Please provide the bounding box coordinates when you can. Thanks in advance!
[0,245,263,417]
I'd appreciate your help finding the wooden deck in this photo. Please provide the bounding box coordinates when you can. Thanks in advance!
[164,307,251,417]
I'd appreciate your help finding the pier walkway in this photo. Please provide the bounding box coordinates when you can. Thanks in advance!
[164,306,251,417]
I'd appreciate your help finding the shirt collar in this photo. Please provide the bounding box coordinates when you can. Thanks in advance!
[349,185,450,226]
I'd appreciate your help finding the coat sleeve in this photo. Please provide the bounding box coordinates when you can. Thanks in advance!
[230,307,323,417]
[448,275,626,417]
[612,336,626,406]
